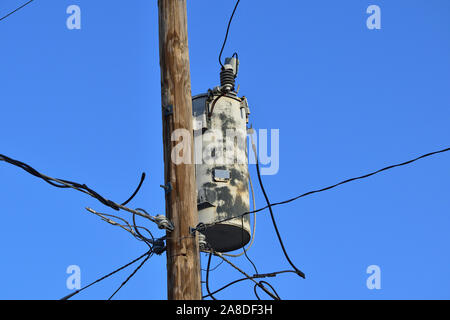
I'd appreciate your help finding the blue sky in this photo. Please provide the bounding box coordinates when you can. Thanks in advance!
[0,0,449,300]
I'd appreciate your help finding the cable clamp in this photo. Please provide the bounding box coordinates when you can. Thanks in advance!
[151,238,167,255]
[154,215,174,232]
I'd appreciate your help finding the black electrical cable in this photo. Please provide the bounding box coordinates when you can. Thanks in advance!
[108,252,153,300]
[0,154,118,209]
[134,225,155,244]
[60,251,150,300]
[0,154,146,212]
[253,284,261,300]
[255,159,306,279]
[218,0,241,68]
[270,147,450,209]
[134,208,167,255]
[132,209,154,250]
[205,251,218,300]
[241,216,259,275]
[208,93,226,118]
[215,253,280,300]
[0,0,34,22]
[121,173,146,206]
[202,270,296,299]
[201,255,224,273]
[200,146,450,229]
[202,278,248,299]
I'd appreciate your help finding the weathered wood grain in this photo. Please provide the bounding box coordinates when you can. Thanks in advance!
[158,0,202,300]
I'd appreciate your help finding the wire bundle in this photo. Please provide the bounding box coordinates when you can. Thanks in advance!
[0,153,165,299]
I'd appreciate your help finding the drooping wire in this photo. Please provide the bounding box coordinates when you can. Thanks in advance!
[196,146,450,230]
[202,270,297,299]
[215,253,280,300]
[218,0,241,68]
[239,141,259,274]
[268,146,450,209]
[77,207,163,300]
[121,173,146,206]
[201,253,224,273]
[202,145,450,294]
[0,0,34,22]
[241,216,258,275]
[132,210,154,248]
[60,251,151,300]
[205,251,218,300]
[0,154,120,210]
[61,206,165,300]
[251,137,306,279]
[0,154,161,227]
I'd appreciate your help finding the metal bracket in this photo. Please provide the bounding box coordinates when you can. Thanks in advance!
[191,223,206,235]
[160,182,172,195]
[240,97,250,123]
[163,105,173,117]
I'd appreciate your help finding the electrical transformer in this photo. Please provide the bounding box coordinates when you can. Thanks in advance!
[193,57,251,253]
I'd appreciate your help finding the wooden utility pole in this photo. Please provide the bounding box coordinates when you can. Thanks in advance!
[157,0,202,300]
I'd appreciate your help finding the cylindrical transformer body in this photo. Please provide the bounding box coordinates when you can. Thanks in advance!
[192,93,251,253]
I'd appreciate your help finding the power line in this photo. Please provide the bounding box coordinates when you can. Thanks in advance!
[201,253,224,273]
[255,152,306,279]
[0,0,34,22]
[240,216,259,275]
[196,145,450,299]
[215,252,280,300]
[205,251,218,300]
[199,145,450,298]
[269,146,450,209]
[0,154,141,210]
[0,153,166,299]
[252,135,305,279]
[76,208,163,299]
[60,251,151,300]
[108,252,153,300]
[132,209,155,249]
[0,154,167,229]
[121,173,146,206]
[218,0,241,68]
[196,146,450,230]
[202,270,297,299]
[85,207,166,254]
